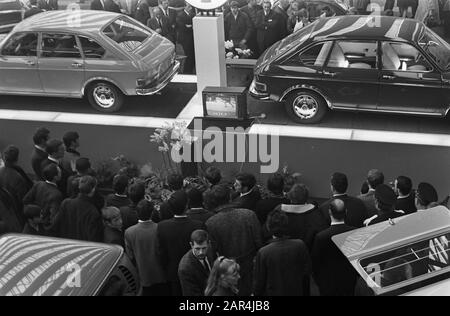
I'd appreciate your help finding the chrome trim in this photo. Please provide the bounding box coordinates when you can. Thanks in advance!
[81,77,126,96]
[332,106,445,116]
[136,60,179,96]
[0,10,22,14]
[279,85,332,109]
[445,107,450,117]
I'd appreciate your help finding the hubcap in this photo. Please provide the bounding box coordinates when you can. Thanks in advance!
[93,85,115,108]
[292,94,318,119]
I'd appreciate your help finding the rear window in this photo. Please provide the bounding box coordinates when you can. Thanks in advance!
[102,17,152,52]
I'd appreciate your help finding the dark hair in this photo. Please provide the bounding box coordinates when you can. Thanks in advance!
[63,131,79,148]
[376,200,394,213]
[29,0,38,5]
[128,181,145,205]
[236,173,256,190]
[75,157,91,174]
[191,229,209,244]
[42,164,59,182]
[78,175,97,194]
[187,187,203,209]
[3,145,19,164]
[205,167,222,186]
[113,174,129,195]
[167,173,184,191]
[367,169,384,189]
[287,184,309,204]
[266,210,289,237]
[136,199,154,221]
[24,204,41,219]
[168,191,188,215]
[267,173,284,195]
[396,176,412,196]
[361,181,369,194]
[331,172,348,194]
[205,184,231,210]
[45,139,63,156]
[33,127,50,146]
[329,199,346,221]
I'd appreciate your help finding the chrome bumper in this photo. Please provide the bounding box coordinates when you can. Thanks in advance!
[249,78,270,100]
[136,60,180,96]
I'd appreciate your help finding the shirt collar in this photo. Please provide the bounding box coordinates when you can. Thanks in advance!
[45,180,57,187]
[333,193,347,197]
[331,221,345,226]
[48,156,59,164]
[174,215,188,218]
[115,193,127,198]
[138,219,153,223]
[35,145,46,152]
[240,187,253,198]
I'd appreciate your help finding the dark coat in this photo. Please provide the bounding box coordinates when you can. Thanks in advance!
[273,5,289,37]
[241,4,263,25]
[24,6,43,18]
[119,204,139,231]
[395,193,417,215]
[254,195,289,225]
[0,187,22,233]
[103,226,124,247]
[40,158,71,197]
[31,146,48,180]
[311,224,357,296]
[178,249,216,296]
[231,187,261,212]
[224,11,253,44]
[176,9,195,45]
[254,237,311,296]
[160,6,177,41]
[157,216,204,282]
[358,190,378,218]
[105,194,131,209]
[133,0,150,25]
[186,208,214,224]
[23,181,63,224]
[148,15,175,42]
[37,0,58,11]
[319,194,369,228]
[255,9,281,54]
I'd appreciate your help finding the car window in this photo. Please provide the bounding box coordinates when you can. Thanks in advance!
[418,28,450,70]
[327,40,377,69]
[1,33,38,57]
[78,36,106,59]
[286,41,332,67]
[103,17,152,52]
[41,33,81,58]
[381,42,432,72]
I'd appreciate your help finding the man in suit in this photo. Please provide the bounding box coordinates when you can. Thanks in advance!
[37,0,58,11]
[24,0,43,19]
[159,0,176,43]
[178,229,215,296]
[148,7,175,43]
[231,172,261,212]
[319,172,368,228]
[224,1,253,49]
[134,0,151,24]
[105,174,131,209]
[364,184,405,226]
[120,180,144,231]
[312,199,357,296]
[31,127,50,180]
[255,173,289,226]
[358,169,385,218]
[176,2,196,74]
[41,139,71,196]
[241,0,262,56]
[273,0,289,38]
[255,0,280,54]
[125,200,167,296]
[0,187,22,234]
[118,0,139,15]
[186,187,214,224]
[394,176,417,214]
[61,131,80,174]
[157,191,203,296]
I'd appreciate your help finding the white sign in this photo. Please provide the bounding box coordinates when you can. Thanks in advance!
[186,0,227,10]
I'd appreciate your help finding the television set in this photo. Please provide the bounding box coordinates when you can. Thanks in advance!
[202,86,248,120]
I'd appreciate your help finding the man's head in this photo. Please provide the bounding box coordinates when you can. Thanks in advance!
[204,166,221,187]
[42,164,61,183]
[266,209,289,238]
[331,172,348,195]
[185,2,192,11]
[367,169,384,190]
[279,0,289,10]
[266,173,284,196]
[291,1,299,12]
[375,184,397,213]
[24,204,42,225]
[287,183,309,204]
[394,176,413,197]
[262,0,271,12]
[329,199,346,222]
[102,207,123,231]
[136,199,154,221]
[187,187,203,209]
[63,131,80,151]
[190,229,210,260]
[46,139,65,159]
[128,180,145,205]
[168,190,188,216]
[204,184,231,210]
[30,0,38,5]
[3,145,19,165]
[33,127,50,147]
[153,6,162,18]
[159,0,169,9]
[247,0,256,6]
[234,173,256,194]
[113,174,129,195]
[321,5,332,16]
[230,0,239,14]
[415,182,438,210]
[167,173,184,191]
[75,157,91,175]
[78,175,97,196]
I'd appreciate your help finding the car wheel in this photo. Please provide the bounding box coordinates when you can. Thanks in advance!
[87,82,124,113]
[284,90,327,124]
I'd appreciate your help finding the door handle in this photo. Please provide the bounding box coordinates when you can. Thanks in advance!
[323,71,336,77]
[382,74,396,80]
[26,61,36,66]
[71,62,83,68]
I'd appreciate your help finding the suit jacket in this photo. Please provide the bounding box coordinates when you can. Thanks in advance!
[160,6,177,40]
[319,194,369,228]
[23,181,63,223]
[241,4,263,25]
[255,10,281,52]
[178,249,216,296]
[37,0,58,11]
[254,195,289,225]
[133,0,151,25]
[125,221,166,287]
[395,194,417,215]
[0,187,22,234]
[40,158,71,197]
[31,146,48,180]
[311,224,357,296]
[358,190,378,218]
[118,0,139,15]
[24,6,43,18]
[103,226,124,247]
[273,5,289,37]
[231,187,261,212]
[105,193,131,209]
[157,216,204,282]
[119,204,139,231]
[91,0,105,10]
[148,15,175,43]
[176,9,195,45]
[186,208,214,224]
[224,11,253,43]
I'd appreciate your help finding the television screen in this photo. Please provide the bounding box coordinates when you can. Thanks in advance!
[205,93,238,118]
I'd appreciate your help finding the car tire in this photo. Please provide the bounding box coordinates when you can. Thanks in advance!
[87,82,124,113]
[284,90,327,124]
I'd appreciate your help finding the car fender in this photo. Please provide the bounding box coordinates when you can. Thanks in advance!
[82,77,128,96]
[279,84,333,109]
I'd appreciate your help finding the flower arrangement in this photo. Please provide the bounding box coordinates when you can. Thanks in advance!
[225,40,252,59]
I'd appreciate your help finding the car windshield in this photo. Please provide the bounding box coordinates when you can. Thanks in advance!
[275,22,315,55]
[102,17,152,52]
[418,28,450,70]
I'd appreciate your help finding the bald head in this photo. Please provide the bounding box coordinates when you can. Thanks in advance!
[329,198,346,222]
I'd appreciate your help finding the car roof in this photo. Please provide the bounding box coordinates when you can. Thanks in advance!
[0,234,123,296]
[310,15,424,43]
[13,10,121,36]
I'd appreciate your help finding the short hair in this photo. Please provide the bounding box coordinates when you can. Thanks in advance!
[128,181,145,204]
[187,187,203,208]
[267,173,284,195]
[42,164,59,182]
[361,181,369,195]
[167,173,183,191]
[24,204,41,219]
[287,183,309,204]
[45,139,63,156]
[168,190,188,215]
[329,199,346,221]
[75,157,91,174]
[267,210,289,237]
[208,184,231,209]
[331,172,348,194]
[396,176,412,196]
[3,145,19,164]
[205,167,221,186]
[298,8,308,17]
[33,127,50,145]
[262,0,271,7]
[236,172,256,190]
[63,131,79,148]
[78,175,97,194]
[136,199,154,221]
[113,174,129,195]
[102,206,121,222]
[367,169,384,189]
[191,229,209,244]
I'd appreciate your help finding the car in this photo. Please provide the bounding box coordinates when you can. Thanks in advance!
[0,234,139,296]
[332,205,450,296]
[0,0,23,33]
[0,10,180,112]
[250,15,450,124]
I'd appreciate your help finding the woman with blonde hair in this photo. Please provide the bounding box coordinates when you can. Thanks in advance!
[204,257,240,296]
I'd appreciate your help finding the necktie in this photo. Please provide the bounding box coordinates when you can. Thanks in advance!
[202,258,210,272]
[159,19,162,28]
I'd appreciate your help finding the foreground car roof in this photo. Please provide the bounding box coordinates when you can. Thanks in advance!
[311,15,424,42]
[0,234,123,296]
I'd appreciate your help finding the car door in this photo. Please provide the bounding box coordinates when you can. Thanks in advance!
[38,33,85,96]
[378,41,444,115]
[0,32,42,93]
[320,40,380,109]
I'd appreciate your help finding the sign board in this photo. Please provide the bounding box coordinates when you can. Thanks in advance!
[186,0,227,10]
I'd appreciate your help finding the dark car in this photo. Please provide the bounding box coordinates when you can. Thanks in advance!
[0,0,23,33]
[250,15,450,123]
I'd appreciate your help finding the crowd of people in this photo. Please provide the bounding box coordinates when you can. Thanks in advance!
[0,126,449,296]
